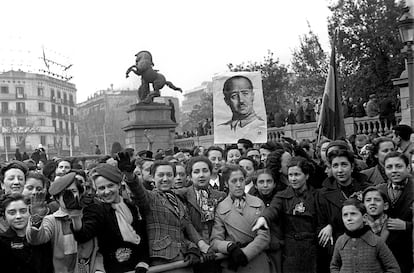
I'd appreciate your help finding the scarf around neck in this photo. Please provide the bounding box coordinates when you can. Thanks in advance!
[112,199,141,245]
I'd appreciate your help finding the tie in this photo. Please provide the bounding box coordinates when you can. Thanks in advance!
[164,191,180,216]
[213,183,219,190]
[233,197,246,214]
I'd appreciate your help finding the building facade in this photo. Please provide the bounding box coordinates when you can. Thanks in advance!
[77,89,137,155]
[0,70,79,160]
[181,81,212,115]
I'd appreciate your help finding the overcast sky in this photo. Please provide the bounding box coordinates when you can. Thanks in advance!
[1,0,338,103]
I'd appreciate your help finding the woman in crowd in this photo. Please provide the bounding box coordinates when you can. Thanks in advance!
[237,156,257,193]
[27,172,102,273]
[316,149,370,273]
[122,156,208,272]
[175,156,226,273]
[0,193,53,273]
[173,163,188,189]
[253,156,318,273]
[265,150,290,193]
[206,146,226,192]
[22,171,49,198]
[248,168,283,273]
[71,163,150,273]
[361,137,395,185]
[0,161,29,232]
[225,144,242,165]
[210,165,272,273]
[55,158,72,179]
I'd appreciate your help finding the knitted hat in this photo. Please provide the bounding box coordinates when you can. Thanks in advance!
[49,172,76,195]
[90,163,122,184]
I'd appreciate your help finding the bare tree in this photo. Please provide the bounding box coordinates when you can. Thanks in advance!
[2,118,39,150]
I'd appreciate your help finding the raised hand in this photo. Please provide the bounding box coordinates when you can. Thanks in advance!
[144,129,154,144]
[117,150,135,173]
[30,191,48,216]
[63,190,81,210]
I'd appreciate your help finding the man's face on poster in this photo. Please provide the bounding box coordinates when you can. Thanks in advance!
[224,77,254,116]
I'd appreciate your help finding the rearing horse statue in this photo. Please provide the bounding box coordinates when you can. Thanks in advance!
[126,51,182,103]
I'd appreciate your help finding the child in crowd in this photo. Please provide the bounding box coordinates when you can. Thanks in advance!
[362,187,390,241]
[330,198,400,273]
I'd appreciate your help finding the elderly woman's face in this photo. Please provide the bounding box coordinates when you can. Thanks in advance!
[3,168,25,194]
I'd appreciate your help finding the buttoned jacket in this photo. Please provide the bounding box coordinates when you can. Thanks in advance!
[211,194,272,273]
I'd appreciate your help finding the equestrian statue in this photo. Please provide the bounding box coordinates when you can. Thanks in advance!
[126,51,182,103]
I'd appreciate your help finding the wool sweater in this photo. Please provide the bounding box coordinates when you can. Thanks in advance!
[330,229,400,273]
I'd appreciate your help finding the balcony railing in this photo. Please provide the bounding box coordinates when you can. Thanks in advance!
[15,93,27,99]
[15,110,29,116]
[354,113,402,135]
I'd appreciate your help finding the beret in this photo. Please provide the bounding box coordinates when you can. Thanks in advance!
[91,163,122,184]
[138,150,153,159]
[1,160,29,176]
[49,172,76,195]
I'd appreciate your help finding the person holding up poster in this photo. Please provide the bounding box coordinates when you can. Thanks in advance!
[214,72,267,144]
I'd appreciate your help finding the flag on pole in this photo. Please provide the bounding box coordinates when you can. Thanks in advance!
[317,33,345,141]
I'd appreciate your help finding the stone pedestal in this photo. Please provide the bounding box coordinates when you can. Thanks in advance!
[123,103,177,152]
[393,69,410,126]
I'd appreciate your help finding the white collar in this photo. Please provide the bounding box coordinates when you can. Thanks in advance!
[209,176,219,187]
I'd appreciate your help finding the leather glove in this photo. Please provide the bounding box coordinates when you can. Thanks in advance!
[201,247,217,262]
[116,150,135,173]
[184,247,201,265]
[227,243,248,271]
[62,189,81,210]
[135,267,148,273]
[79,193,95,208]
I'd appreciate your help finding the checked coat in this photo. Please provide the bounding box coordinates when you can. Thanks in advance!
[210,194,273,273]
[128,177,202,261]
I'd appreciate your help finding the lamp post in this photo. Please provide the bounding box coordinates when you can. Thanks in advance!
[397,6,414,128]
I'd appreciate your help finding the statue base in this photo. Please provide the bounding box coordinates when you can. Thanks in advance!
[123,102,177,152]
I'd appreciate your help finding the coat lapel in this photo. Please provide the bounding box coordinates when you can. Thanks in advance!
[218,196,255,240]
[187,186,202,215]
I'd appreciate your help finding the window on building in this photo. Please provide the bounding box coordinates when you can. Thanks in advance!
[64,107,68,115]
[71,122,75,133]
[63,93,67,103]
[52,120,57,129]
[40,135,46,145]
[16,86,24,96]
[59,121,63,131]
[51,104,56,114]
[38,102,45,112]
[1,102,8,113]
[37,87,44,97]
[17,118,26,126]
[66,137,70,146]
[58,106,62,115]
[51,89,55,99]
[57,91,61,99]
[65,121,69,132]
[1,86,9,94]
[39,118,46,126]
[70,108,74,116]
[69,94,74,104]
[16,102,25,114]
[2,118,11,127]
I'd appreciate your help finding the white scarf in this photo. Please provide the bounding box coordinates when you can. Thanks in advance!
[111,199,141,245]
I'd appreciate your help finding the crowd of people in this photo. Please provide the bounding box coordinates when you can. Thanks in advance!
[0,123,413,273]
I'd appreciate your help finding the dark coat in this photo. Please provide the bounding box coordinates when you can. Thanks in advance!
[377,180,413,273]
[262,186,318,273]
[361,165,388,186]
[316,174,370,240]
[0,228,53,273]
[175,185,226,241]
[72,200,149,273]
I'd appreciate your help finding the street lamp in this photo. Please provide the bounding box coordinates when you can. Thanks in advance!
[397,6,414,128]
